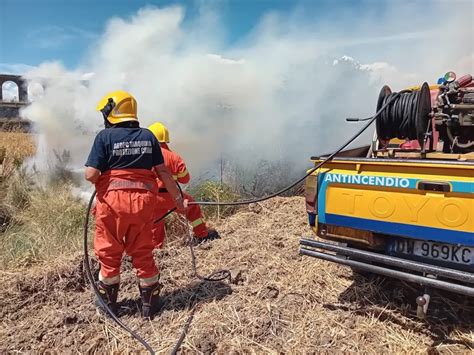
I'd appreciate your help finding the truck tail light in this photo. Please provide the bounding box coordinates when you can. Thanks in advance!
[305,173,318,227]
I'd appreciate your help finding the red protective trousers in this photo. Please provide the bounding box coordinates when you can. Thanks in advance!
[94,169,159,282]
[152,144,208,249]
[153,192,208,249]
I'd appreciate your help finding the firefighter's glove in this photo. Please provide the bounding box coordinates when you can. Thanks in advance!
[175,197,188,213]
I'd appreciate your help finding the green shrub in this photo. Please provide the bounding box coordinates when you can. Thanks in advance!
[188,181,240,219]
[224,158,302,198]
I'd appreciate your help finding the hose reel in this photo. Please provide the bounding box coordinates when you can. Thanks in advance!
[375,82,432,149]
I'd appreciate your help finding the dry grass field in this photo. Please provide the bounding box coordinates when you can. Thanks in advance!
[0,132,36,163]
[0,133,473,353]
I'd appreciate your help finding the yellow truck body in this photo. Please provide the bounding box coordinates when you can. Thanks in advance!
[308,157,473,248]
[301,150,474,301]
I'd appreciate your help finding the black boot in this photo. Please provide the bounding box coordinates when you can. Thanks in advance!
[95,281,119,315]
[139,282,161,319]
[191,229,221,246]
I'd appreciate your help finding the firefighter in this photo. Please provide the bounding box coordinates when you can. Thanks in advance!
[147,121,220,248]
[84,91,187,318]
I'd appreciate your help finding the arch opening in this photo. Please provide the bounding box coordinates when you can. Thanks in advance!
[1,81,19,102]
[28,82,45,102]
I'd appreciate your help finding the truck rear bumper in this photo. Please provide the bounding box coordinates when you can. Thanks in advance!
[299,238,474,297]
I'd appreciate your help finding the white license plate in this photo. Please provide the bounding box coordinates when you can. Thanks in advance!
[389,239,474,266]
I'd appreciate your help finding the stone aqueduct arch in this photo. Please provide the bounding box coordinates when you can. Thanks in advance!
[0,74,28,102]
[0,73,90,103]
[0,73,89,123]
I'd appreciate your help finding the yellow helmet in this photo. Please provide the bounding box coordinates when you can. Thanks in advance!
[96,90,138,125]
[148,122,170,143]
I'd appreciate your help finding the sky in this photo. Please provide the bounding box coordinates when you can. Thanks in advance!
[0,0,472,185]
[1,0,387,70]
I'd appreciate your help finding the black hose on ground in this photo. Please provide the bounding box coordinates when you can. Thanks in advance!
[83,90,405,353]
[168,209,231,355]
[164,184,232,283]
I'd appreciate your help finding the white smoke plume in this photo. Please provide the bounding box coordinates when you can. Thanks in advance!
[20,1,473,182]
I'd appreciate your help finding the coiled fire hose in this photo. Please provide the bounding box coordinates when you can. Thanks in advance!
[83,90,407,354]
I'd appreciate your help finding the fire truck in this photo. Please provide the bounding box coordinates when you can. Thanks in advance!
[301,72,474,317]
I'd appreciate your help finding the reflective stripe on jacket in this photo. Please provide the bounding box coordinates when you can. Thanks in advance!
[157,143,190,188]
[95,168,159,195]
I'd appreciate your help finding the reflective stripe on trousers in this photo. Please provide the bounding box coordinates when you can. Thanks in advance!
[152,191,208,248]
[190,218,204,228]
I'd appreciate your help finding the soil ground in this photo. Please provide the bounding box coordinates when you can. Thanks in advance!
[1,197,473,353]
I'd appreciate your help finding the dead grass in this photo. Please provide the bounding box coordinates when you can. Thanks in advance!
[0,180,86,269]
[0,133,472,352]
[0,133,37,236]
[0,132,36,167]
[0,133,89,268]
[0,197,472,353]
